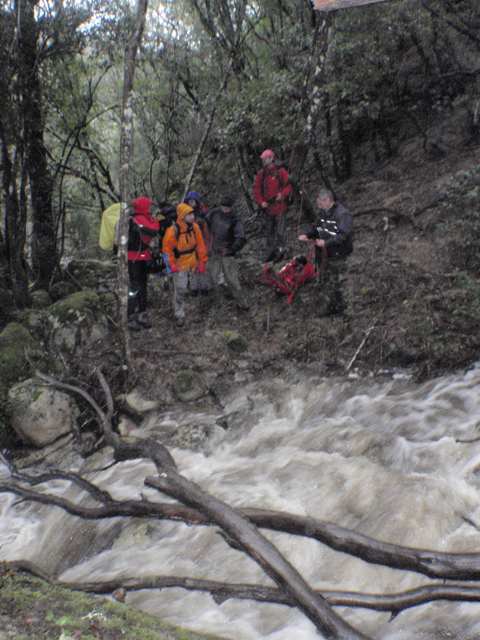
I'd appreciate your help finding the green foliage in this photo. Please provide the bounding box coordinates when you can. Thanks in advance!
[439,164,480,272]
[2,0,480,263]
[0,573,223,640]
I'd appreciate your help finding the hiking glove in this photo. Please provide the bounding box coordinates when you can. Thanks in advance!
[197,263,206,274]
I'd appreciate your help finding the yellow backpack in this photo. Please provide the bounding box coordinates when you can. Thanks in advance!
[98,203,121,251]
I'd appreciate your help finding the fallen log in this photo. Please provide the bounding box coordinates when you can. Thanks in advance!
[146,472,369,640]
[22,371,369,640]
[3,475,480,583]
[5,561,480,618]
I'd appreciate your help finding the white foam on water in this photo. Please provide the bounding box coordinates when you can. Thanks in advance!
[3,368,480,638]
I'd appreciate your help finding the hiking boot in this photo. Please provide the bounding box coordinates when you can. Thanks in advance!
[137,312,153,329]
[272,246,286,263]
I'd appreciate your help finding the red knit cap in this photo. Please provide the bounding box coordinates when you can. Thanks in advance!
[131,196,152,215]
[260,149,275,160]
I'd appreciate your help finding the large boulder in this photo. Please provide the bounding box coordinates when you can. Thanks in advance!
[7,378,79,447]
[65,259,116,289]
[47,290,110,355]
[0,323,44,446]
[0,323,40,403]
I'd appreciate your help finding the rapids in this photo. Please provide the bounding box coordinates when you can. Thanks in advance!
[2,366,480,639]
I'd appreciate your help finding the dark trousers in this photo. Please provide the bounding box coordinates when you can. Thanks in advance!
[128,261,149,316]
[263,213,286,261]
[316,250,349,314]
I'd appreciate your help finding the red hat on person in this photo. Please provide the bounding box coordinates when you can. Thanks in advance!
[260,149,275,160]
[131,196,153,216]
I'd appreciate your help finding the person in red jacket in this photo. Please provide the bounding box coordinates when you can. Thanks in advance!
[253,149,293,263]
[127,196,160,331]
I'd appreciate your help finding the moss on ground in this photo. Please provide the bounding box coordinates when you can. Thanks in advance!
[49,291,101,323]
[0,572,227,640]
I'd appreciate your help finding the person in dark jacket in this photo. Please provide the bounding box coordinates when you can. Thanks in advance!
[127,196,160,331]
[298,188,353,315]
[253,149,293,263]
[206,195,249,311]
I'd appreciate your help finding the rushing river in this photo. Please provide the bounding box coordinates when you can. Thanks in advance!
[2,366,480,639]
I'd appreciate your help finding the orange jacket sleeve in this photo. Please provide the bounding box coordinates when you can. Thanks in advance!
[162,226,177,269]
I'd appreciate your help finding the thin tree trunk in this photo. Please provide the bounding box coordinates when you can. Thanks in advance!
[0,121,30,307]
[182,61,233,200]
[16,0,57,290]
[117,0,149,371]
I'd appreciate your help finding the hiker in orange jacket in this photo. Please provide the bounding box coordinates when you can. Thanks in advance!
[162,203,208,327]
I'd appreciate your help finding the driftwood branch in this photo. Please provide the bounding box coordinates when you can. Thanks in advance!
[2,478,480,582]
[23,371,368,639]
[346,323,376,372]
[145,472,368,640]
[5,561,480,618]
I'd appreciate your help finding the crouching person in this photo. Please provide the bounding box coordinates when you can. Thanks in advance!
[162,203,208,327]
[207,195,249,311]
[127,196,160,331]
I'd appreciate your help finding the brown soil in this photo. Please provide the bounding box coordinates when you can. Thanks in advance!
[125,120,480,400]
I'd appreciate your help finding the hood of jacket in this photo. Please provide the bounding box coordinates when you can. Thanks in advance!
[132,196,153,216]
[176,203,194,225]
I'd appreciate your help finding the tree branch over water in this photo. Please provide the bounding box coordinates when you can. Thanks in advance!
[4,560,480,619]
[2,371,367,640]
[5,372,480,636]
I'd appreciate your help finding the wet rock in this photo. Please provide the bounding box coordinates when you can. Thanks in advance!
[124,389,162,414]
[168,422,225,451]
[174,369,208,402]
[7,378,79,447]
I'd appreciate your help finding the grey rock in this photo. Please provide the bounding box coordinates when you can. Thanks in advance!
[7,379,79,447]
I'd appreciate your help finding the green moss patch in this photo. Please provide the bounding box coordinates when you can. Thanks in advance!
[49,291,101,323]
[0,572,227,640]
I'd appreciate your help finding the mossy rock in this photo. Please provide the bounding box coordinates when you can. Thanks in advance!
[221,330,248,353]
[49,290,102,323]
[174,370,207,402]
[47,290,110,354]
[30,290,52,309]
[0,323,40,446]
[49,280,78,302]
[0,323,37,391]
[66,259,116,288]
[0,572,227,640]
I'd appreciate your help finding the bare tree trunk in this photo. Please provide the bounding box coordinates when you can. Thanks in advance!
[289,13,333,186]
[117,0,149,371]
[182,61,233,201]
[16,0,57,290]
[0,120,30,308]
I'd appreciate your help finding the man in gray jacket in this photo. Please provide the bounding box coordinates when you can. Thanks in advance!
[207,195,249,311]
[299,188,353,315]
